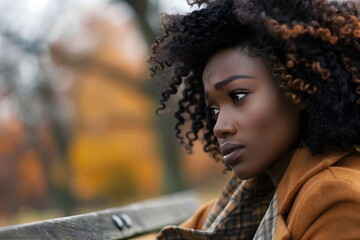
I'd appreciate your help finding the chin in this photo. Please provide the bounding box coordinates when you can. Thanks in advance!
[232,167,258,180]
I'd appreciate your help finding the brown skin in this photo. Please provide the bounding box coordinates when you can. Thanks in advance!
[202,48,306,187]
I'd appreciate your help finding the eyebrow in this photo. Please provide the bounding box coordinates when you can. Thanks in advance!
[214,75,255,89]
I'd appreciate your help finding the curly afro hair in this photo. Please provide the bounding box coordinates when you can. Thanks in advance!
[149,0,360,160]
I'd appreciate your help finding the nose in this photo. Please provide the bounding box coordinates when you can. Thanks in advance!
[213,111,236,139]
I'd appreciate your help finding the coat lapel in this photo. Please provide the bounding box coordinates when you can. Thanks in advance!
[275,144,356,239]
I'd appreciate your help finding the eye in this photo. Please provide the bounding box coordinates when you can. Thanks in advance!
[208,106,220,120]
[229,90,248,103]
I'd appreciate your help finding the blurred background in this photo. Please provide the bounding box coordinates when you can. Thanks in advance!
[0,0,230,226]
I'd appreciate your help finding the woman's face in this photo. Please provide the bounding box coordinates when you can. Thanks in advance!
[202,48,302,180]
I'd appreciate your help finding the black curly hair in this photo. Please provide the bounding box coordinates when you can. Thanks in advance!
[149,0,360,161]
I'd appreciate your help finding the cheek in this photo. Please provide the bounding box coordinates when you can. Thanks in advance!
[241,97,300,147]
[240,101,278,137]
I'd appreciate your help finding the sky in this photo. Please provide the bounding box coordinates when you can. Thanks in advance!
[158,0,194,13]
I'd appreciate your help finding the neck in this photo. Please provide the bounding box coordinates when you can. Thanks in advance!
[266,148,297,187]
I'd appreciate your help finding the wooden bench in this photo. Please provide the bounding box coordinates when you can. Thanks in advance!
[0,191,199,240]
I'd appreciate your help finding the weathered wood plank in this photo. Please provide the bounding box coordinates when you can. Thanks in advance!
[0,191,199,240]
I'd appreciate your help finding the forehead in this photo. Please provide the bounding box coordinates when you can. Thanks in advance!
[202,48,269,86]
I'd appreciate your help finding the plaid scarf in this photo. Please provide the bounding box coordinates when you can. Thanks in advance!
[156,174,276,240]
[253,193,278,240]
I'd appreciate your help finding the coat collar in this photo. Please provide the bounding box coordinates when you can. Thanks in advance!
[277,143,356,215]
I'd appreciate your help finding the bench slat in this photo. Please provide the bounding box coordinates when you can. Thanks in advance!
[0,191,199,240]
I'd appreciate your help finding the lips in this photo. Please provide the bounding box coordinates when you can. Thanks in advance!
[220,142,245,155]
[220,142,245,166]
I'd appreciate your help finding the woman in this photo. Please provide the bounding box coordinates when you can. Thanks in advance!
[149,0,360,239]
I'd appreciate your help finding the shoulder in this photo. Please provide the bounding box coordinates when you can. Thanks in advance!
[292,166,360,217]
[299,150,360,205]
[292,149,360,214]
[287,154,360,239]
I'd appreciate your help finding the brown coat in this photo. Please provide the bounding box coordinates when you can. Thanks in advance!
[182,145,360,239]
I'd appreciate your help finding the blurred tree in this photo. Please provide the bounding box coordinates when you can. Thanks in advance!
[48,1,166,204]
[120,0,183,193]
[0,0,188,226]
[0,0,77,220]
